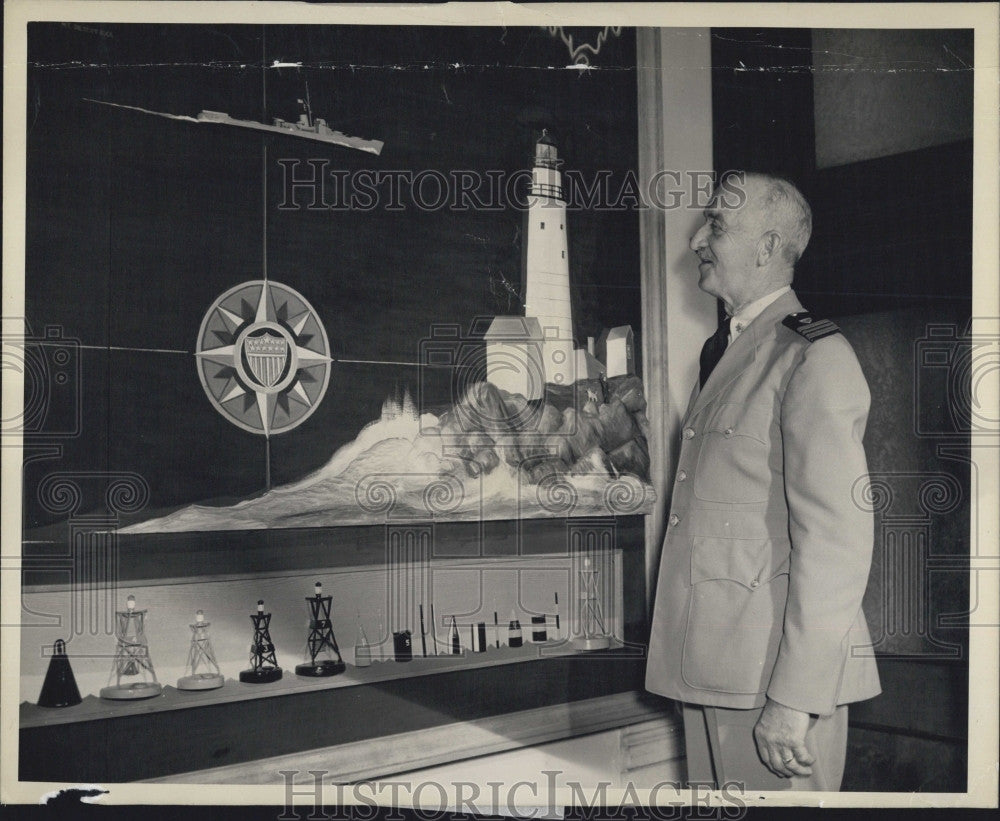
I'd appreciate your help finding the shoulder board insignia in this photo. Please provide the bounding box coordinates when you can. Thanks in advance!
[782,312,841,342]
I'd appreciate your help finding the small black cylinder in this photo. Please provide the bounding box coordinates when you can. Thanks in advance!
[393,630,412,662]
[531,615,547,643]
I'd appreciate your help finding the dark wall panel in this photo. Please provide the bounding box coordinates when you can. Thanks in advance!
[710,28,816,183]
[800,141,973,316]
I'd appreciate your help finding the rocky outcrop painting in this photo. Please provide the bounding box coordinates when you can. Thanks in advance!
[121,376,655,532]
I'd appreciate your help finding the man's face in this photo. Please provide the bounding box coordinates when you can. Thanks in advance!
[689,190,762,307]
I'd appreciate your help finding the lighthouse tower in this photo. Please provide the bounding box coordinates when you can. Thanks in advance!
[523,131,575,386]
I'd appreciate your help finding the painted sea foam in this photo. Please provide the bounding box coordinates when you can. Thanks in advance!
[121,381,656,533]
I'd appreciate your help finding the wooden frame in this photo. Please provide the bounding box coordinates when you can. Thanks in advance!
[636,28,716,604]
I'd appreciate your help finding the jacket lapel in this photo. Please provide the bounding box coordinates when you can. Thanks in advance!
[686,290,804,421]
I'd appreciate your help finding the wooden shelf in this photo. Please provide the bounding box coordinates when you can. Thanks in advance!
[20,649,648,783]
[144,690,680,784]
[20,639,641,730]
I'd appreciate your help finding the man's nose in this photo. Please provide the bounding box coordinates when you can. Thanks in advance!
[689,222,708,252]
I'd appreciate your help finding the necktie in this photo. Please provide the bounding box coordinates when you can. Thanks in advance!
[698,315,732,388]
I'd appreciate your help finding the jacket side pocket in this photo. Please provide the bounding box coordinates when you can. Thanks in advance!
[681,536,789,695]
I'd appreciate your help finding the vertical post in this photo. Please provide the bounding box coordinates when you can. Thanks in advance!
[262,142,268,281]
[637,28,716,608]
[261,136,270,493]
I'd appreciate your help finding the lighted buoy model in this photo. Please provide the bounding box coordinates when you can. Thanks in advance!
[295,582,346,677]
[572,556,611,651]
[177,610,225,690]
[240,599,283,684]
[100,594,163,700]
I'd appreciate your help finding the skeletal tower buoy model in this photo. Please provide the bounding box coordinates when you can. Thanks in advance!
[240,599,283,683]
[177,609,225,690]
[295,582,346,677]
[100,594,163,700]
[572,556,611,651]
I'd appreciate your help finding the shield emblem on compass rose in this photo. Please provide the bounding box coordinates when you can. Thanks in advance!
[195,280,332,435]
[244,330,289,389]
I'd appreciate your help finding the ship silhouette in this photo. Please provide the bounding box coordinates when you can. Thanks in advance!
[84,81,383,155]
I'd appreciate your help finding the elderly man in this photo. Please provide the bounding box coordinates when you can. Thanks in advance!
[644,172,880,791]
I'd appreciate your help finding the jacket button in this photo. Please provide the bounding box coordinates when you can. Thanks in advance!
[749,578,760,589]
[669,513,680,526]
[682,427,695,440]
[724,427,734,438]
[676,470,687,482]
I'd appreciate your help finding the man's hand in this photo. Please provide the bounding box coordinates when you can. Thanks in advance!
[753,698,815,778]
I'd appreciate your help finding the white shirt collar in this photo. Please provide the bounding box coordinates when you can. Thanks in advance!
[728,286,791,344]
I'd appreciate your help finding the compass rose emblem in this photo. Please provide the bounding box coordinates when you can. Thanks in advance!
[195,280,332,435]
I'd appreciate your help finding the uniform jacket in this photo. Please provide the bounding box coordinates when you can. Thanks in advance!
[644,290,881,716]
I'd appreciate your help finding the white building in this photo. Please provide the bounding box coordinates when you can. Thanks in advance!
[596,325,635,378]
[576,336,606,381]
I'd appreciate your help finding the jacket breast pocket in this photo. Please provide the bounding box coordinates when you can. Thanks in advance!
[681,536,789,695]
[693,403,773,504]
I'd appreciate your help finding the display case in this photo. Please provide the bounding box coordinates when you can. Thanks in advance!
[20,516,654,782]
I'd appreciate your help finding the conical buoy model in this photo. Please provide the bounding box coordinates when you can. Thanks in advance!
[177,610,225,690]
[100,594,164,700]
[240,599,283,683]
[295,582,346,677]
[37,639,82,708]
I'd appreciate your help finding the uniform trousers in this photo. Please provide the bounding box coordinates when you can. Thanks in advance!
[681,702,849,792]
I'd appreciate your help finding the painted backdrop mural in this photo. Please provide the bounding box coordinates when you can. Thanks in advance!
[23,24,648,534]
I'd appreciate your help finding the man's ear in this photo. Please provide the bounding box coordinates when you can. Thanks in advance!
[757,231,782,266]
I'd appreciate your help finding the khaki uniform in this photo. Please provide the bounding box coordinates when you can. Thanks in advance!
[645,290,880,746]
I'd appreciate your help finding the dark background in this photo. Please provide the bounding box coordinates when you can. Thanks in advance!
[22,23,641,528]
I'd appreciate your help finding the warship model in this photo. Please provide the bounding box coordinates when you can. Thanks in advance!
[84,84,383,156]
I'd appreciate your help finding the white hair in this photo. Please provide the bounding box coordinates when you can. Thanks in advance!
[744,172,813,265]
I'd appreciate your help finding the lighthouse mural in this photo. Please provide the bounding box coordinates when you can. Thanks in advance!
[487,131,596,397]
[523,131,575,387]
